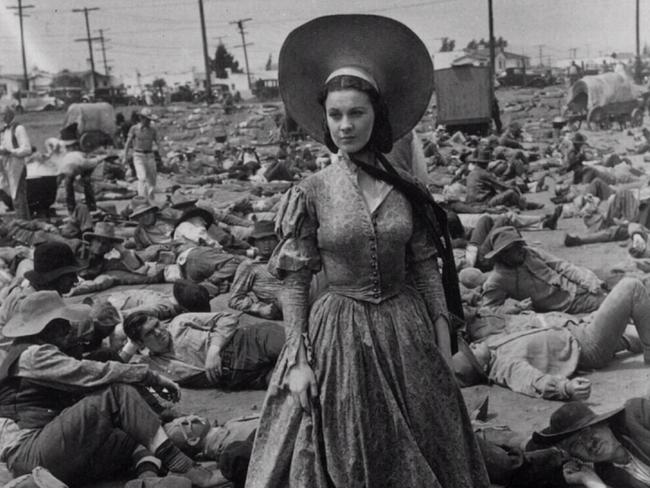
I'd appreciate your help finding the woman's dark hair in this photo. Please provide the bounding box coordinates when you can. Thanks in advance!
[123,311,152,342]
[173,280,211,313]
[317,75,393,154]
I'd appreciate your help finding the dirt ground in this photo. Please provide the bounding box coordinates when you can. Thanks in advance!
[9,89,650,486]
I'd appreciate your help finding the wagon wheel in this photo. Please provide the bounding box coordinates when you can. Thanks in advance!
[631,108,644,127]
[587,107,605,130]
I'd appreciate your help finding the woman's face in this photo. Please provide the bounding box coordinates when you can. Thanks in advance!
[325,89,375,154]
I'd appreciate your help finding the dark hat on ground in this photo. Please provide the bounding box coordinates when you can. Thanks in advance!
[249,220,276,241]
[24,241,83,286]
[172,207,215,236]
[129,196,159,219]
[170,193,199,210]
[468,148,492,164]
[483,226,526,260]
[4,290,90,338]
[573,132,587,144]
[452,337,489,387]
[532,402,624,444]
[278,14,434,144]
[83,222,124,244]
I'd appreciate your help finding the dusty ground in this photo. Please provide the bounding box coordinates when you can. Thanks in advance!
[8,89,650,486]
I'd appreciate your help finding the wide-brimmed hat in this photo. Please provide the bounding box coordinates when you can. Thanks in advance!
[468,148,492,164]
[169,193,199,210]
[140,107,158,120]
[452,337,489,387]
[129,196,159,219]
[4,290,90,338]
[573,132,587,145]
[249,220,277,241]
[483,226,526,260]
[83,222,124,243]
[172,207,215,236]
[24,242,83,286]
[278,14,434,145]
[532,402,624,444]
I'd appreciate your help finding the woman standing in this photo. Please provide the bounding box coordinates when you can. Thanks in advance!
[246,15,489,488]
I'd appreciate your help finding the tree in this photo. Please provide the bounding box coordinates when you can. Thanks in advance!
[265,54,273,71]
[439,37,456,52]
[212,43,242,78]
[152,78,166,89]
[466,39,478,51]
[50,69,83,88]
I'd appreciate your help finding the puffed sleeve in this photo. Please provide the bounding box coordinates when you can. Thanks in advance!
[267,185,321,387]
[407,212,449,322]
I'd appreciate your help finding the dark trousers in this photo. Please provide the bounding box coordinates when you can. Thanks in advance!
[65,169,96,214]
[6,384,161,487]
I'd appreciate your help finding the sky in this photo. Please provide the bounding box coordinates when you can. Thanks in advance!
[0,0,647,82]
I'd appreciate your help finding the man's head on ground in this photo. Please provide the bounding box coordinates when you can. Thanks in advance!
[248,221,278,259]
[173,280,211,312]
[533,402,628,464]
[508,122,522,137]
[25,242,82,294]
[123,312,173,354]
[83,222,124,257]
[468,147,491,168]
[130,196,159,226]
[572,132,587,148]
[452,339,490,387]
[1,105,15,126]
[483,226,527,268]
[4,291,90,353]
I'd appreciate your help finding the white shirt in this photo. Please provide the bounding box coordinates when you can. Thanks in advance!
[615,448,650,485]
[0,123,31,158]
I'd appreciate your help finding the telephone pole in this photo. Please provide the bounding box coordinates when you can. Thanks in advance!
[7,0,34,91]
[568,47,578,59]
[231,18,253,90]
[198,0,212,104]
[487,0,495,99]
[635,0,642,83]
[72,7,100,92]
[535,44,546,66]
[98,29,111,76]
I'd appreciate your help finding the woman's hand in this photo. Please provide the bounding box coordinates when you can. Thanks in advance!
[563,460,607,487]
[286,362,318,414]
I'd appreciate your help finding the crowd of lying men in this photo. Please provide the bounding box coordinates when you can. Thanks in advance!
[4,98,650,487]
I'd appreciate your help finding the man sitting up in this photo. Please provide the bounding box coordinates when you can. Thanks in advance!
[465,148,543,210]
[0,291,223,487]
[121,297,285,390]
[454,274,650,400]
[528,397,650,488]
[481,226,607,314]
[229,221,283,320]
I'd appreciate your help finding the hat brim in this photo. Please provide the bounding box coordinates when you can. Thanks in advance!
[532,407,624,444]
[170,200,198,210]
[172,208,215,236]
[454,337,489,384]
[24,264,83,286]
[249,231,277,241]
[279,14,434,145]
[82,232,124,244]
[484,237,526,260]
[130,205,159,219]
[4,302,90,338]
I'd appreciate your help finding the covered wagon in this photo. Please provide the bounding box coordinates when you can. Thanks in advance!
[564,72,649,130]
[61,102,117,152]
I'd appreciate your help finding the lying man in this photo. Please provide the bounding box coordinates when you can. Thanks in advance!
[121,308,285,390]
[0,291,223,487]
[481,226,607,314]
[529,397,650,488]
[454,275,650,400]
[228,221,283,320]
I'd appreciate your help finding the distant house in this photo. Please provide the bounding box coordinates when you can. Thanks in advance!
[60,70,115,92]
[451,48,530,72]
[0,69,54,95]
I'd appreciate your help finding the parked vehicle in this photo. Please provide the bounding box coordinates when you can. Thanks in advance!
[49,87,83,107]
[433,65,492,135]
[83,86,130,106]
[14,91,63,112]
[563,72,650,130]
[497,67,547,87]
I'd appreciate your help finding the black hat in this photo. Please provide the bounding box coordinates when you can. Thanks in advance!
[532,402,624,444]
[171,207,215,237]
[24,242,83,286]
[278,14,434,144]
[468,148,492,165]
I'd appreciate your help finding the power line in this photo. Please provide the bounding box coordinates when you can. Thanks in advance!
[230,18,253,89]
[72,7,100,91]
[6,0,34,90]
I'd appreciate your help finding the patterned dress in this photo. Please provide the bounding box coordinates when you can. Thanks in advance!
[246,158,489,487]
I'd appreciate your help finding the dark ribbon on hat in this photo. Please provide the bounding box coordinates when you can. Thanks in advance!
[349,151,463,354]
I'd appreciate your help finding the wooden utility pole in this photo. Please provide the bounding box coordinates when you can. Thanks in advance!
[73,7,100,92]
[535,44,545,67]
[231,18,253,90]
[7,0,34,91]
[636,0,642,83]
[488,0,495,99]
[98,29,111,76]
[198,0,213,104]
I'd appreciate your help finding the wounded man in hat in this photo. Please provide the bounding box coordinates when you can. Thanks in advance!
[527,396,650,488]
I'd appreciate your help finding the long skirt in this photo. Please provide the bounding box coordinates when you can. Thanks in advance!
[245,287,489,487]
